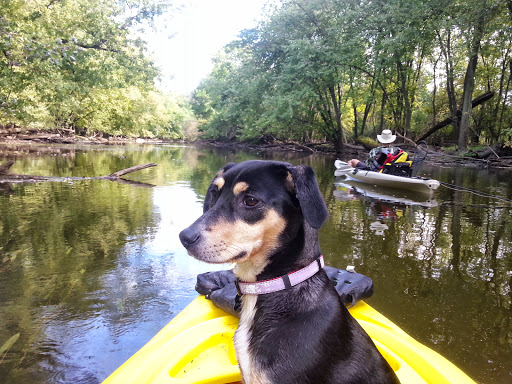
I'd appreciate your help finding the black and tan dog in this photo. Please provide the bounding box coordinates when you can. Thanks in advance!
[179,160,399,384]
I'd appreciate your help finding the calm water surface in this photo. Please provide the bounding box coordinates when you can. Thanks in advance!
[0,144,511,383]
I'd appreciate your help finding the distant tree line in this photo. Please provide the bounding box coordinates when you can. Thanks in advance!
[191,0,512,152]
[0,0,193,139]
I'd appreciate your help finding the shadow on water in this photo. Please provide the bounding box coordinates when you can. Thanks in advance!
[0,144,511,383]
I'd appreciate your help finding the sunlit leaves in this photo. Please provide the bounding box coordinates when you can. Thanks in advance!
[0,0,190,139]
[193,0,512,148]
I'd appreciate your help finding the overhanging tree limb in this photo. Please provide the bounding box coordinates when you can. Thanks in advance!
[416,91,494,143]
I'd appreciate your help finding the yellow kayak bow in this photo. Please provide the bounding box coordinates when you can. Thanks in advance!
[103,295,475,384]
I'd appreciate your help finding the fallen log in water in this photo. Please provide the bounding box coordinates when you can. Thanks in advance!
[0,161,157,185]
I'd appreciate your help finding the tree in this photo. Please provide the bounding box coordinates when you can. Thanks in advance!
[0,0,192,138]
[458,1,495,149]
[193,0,512,152]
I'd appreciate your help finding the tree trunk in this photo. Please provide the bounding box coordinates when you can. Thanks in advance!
[396,60,412,135]
[458,17,485,150]
[329,85,345,151]
[353,100,358,139]
[459,55,479,149]
[498,60,512,138]
[361,102,372,137]
[432,55,439,121]
[437,29,459,138]
[360,76,376,138]
[378,91,386,132]
[486,48,510,141]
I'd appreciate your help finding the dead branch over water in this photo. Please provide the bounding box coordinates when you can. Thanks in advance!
[0,161,157,185]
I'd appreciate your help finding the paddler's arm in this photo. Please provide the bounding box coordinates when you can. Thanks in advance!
[348,159,368,169]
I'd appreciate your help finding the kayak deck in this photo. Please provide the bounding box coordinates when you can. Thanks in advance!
[103,295,475,384]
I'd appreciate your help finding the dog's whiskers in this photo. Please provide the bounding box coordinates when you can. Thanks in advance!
[226,245,245,259]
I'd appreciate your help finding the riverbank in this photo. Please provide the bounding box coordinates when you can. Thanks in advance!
[0,127,176,157]
[0,127,171,145]
[2,127,512,168]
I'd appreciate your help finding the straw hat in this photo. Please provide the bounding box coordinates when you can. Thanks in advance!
[377,129,396,144]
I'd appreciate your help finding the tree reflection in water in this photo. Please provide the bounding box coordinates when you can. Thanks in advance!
[0,146,511,384]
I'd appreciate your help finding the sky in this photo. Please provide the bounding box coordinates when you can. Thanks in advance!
[147,0,269,96]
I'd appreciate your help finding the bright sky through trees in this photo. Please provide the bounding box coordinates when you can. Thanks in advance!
[148,0,268,95]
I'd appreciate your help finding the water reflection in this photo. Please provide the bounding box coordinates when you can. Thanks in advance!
[369,221,388,236]
[333,179,438,208]
[326,163,512,383]
[34,182,230,383]
[333,179,440,239]
[0,145,511,383]
[0,147,235,383]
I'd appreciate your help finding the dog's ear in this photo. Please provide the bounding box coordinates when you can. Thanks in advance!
[203,163,236,212]
[288,165,329,229]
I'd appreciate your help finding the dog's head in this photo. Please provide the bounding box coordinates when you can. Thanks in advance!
[179,160,328,276]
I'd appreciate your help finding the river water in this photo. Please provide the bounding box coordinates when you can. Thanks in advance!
[0,143,511,383]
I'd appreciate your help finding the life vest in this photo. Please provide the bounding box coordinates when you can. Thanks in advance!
[379,150,413,176]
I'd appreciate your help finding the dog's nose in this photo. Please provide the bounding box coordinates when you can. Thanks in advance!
[179,227,200,249]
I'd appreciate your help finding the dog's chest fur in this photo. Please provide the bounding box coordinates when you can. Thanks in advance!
[234,295,270,384]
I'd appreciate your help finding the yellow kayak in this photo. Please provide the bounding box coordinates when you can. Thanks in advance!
[103,295,476,384]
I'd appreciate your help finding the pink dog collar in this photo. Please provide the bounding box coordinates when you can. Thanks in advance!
[236,256,325,295]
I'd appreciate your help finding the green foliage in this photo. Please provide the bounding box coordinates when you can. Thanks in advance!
[356,136,379,148]
[0,0,192,138]
[193,0,512,149]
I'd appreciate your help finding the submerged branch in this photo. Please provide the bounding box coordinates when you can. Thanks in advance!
[0,161,157,186]
[107,163,157,178]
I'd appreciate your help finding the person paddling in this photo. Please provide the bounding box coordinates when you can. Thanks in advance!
[347,130,403,172]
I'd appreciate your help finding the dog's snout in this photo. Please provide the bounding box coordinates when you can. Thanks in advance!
[179,227,200,249]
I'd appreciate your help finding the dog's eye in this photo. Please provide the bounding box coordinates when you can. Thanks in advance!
[243,196,259,207]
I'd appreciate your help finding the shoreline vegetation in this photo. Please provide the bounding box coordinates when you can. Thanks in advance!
[2,0,511,169]
[2,126,512,169]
